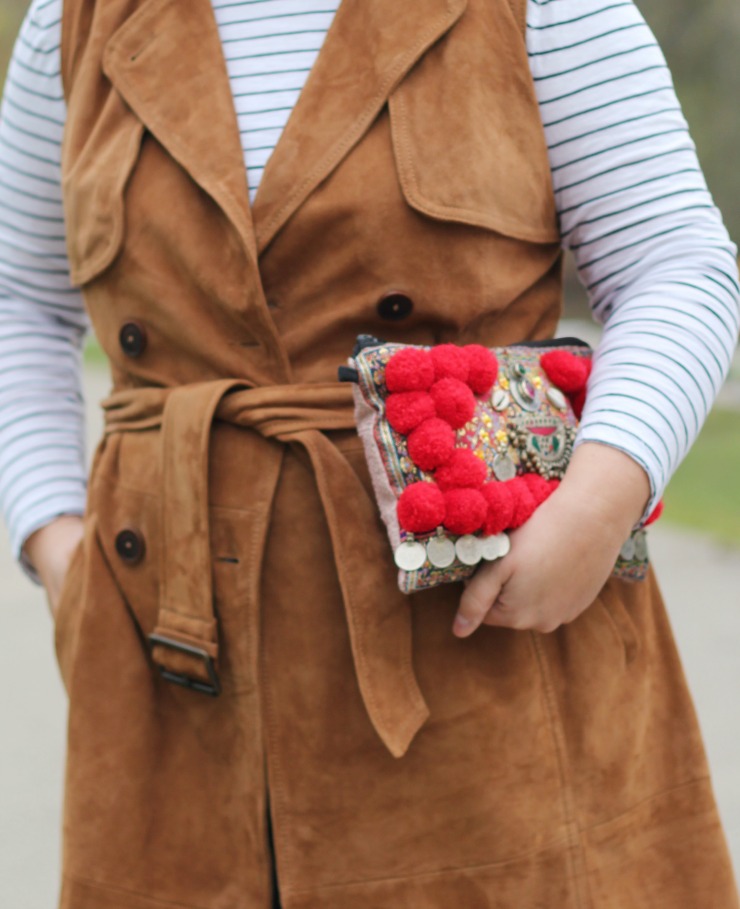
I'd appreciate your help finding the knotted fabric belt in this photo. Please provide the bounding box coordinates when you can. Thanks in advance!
[102,379,429,758]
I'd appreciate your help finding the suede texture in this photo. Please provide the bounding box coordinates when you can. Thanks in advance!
[54,0,739,905]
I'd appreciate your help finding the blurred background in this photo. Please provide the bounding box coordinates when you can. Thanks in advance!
[0,0,738,906]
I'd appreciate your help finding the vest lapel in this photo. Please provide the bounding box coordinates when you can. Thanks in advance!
[103,0,257,263]
[252,0,468,255]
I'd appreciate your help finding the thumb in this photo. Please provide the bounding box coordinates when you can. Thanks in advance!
[453,558,509,638]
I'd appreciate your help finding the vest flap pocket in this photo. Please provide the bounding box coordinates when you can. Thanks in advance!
[387,0,559,244]
[62,96,145,287]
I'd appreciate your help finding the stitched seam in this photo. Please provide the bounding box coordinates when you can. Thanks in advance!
[67,119,145,285]
[390,91,559,243]
[94,468,266,518]
[530,633,592,909]
[256,450,296,887]
[64,873,211,909]
[281,833,573,896]
[104,77,254,263]
[598,598,637,666]
[579,775,713,835]
[159,607,214,629]
[307,432,428,745]
[306,437,383,731]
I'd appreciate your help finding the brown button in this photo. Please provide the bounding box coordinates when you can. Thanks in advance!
[119,321,147,358]
[115,528,145,565]
[377,291,413,321]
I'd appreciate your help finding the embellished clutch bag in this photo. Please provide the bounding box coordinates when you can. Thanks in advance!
[340,335,652,594]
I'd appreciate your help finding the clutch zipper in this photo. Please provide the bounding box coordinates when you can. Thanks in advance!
[338,335,591,384]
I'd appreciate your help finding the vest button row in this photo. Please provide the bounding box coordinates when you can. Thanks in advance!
[115,528,146,565]
[119,321,147,358]
[119,297,412,353]
[377,292,413,321]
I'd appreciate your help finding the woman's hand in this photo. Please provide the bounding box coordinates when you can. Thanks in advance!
[23,515,85,620]
[453,443,651,637]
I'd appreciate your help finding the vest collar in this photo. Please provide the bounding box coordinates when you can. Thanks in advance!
[103,0,468,261]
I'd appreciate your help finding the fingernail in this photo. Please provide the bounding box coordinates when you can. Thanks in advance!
[453,614,473,636]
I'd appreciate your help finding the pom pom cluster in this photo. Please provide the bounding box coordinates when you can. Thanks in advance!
[386,344,560,538]
[397,476,560,536]
[385,343,498,439]
[540,350,593,419]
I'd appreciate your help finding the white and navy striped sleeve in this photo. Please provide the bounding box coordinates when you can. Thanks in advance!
[1,0,739,585]
[527,0,740,516]
[0,0,88,581]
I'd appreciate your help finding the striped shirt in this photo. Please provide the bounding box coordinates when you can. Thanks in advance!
[0,0,738,580]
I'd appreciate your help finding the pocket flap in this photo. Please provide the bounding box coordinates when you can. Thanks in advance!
[388,0,559,243]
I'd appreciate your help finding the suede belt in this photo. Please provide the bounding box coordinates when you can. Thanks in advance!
[102,379,429,758]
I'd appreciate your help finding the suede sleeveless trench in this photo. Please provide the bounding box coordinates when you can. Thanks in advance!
[53,0,739,906]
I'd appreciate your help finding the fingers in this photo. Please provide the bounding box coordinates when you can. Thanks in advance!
[453,560,508,638]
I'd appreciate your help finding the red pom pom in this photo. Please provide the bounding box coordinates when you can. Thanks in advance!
[481,481,516,535]
[385,348,435,393]
[521,473,560,506]
[540,351,590,394]
[407,418,456,471]
[431,344,470,383]
[386,392,437,435]
[570,389,586,420]
[442,487,487,535]
[644,500,664,526]
[464,345,498,395]
[507,477,537,528]
[429,378,476,429]
[434,448,488,491]
[397,482,446,533]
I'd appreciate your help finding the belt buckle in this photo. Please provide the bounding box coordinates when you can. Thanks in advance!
[148,633,221,697]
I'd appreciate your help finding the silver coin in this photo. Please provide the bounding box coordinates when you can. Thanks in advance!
[619,536,636,561]
[455,535,482,566]
[394,540,427,572]
[547,386,567,412]
[491,388,510,411]
[634,531,648,561]
[480,532,511,561]
[493,453,517,481]
[426,535,456,568]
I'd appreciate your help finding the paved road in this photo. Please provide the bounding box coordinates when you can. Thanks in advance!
[1,364,739,907]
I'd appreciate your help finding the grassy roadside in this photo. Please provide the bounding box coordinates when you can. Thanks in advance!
[83,337,109,368]
[662,407,740,547]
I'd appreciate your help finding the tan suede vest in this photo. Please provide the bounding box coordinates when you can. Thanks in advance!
[60,0,563,756]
